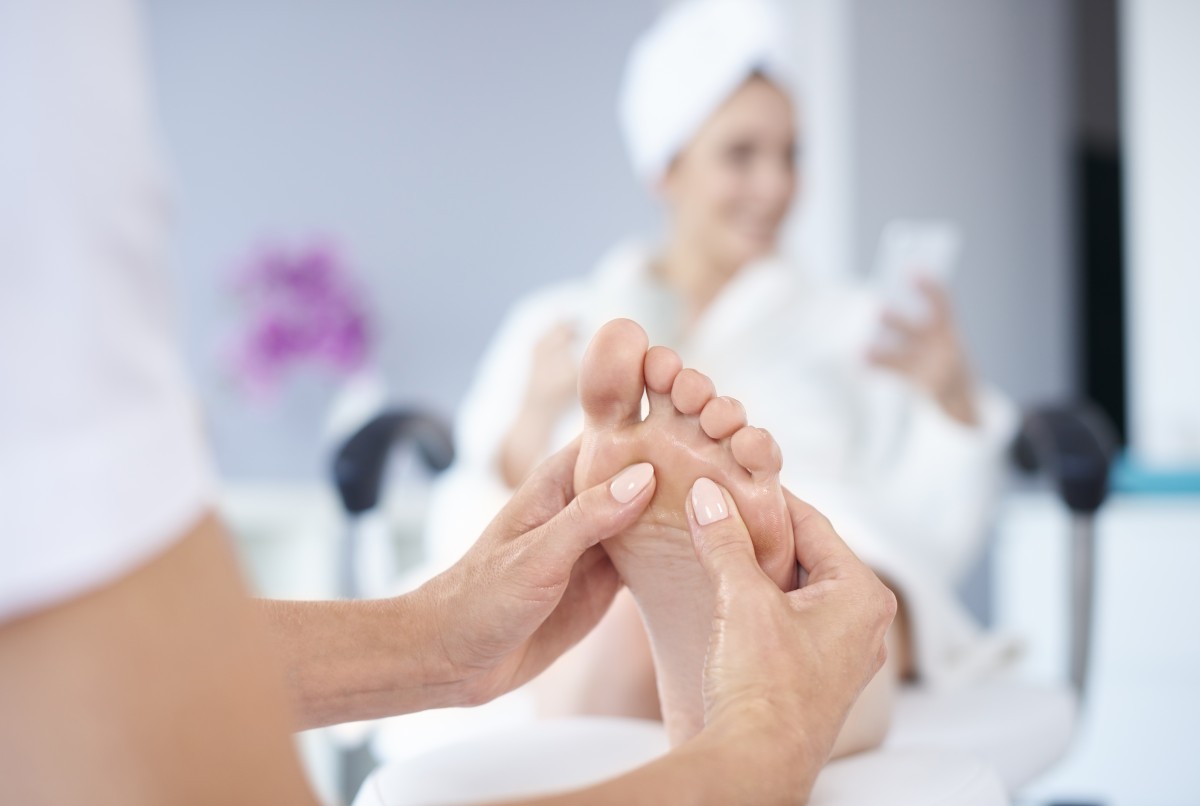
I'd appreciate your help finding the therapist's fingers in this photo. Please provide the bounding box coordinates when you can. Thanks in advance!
[688,479,776,593]
[516,462,657,570]
[493,437,583,532]
[782,488,868,586]
[687,481,869,595]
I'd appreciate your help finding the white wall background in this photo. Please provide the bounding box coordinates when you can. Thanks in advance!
[146,0,661,479]
[145,0,1077,481]
[1121,0,1200,469]
[850,0,1075,406]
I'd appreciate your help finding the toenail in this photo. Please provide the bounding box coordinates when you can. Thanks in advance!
[611,463,655,503]
[691,477,729,525]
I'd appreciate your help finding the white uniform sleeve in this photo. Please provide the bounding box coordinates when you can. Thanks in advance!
[0,0,215,621]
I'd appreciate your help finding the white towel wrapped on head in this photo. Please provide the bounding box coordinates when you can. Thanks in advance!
[618,0,794,184]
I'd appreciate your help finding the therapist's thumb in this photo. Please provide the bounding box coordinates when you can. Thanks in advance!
[688,478,773,592]
[527,462,657,567]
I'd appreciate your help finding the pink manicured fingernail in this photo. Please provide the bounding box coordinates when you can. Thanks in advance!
[611,463,654,503]
[691,477,728,526]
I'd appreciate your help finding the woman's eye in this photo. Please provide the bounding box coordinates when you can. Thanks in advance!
[725,143,755,168]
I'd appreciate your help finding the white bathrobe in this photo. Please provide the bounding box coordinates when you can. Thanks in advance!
[422,241,1022,689]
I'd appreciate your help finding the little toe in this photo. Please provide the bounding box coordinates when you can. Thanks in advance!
[699,396,748,440]
[578,319,650,428]
[730,426,784,481]
[644,346,684,416]
[670,368,717,416]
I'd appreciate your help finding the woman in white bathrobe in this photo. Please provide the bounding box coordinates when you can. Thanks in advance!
[421,0,1019,754]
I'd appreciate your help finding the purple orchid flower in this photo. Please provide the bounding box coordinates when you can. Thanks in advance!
[226,240,374,401]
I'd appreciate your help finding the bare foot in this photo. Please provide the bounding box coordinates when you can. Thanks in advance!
[574,319,796,744]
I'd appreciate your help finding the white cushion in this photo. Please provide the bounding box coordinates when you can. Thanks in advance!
[355,717,665,806]
[887,678,1076,791]
[811,748,1006,806]
[353,717,1006,806]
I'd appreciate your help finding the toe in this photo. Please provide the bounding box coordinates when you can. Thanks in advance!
[644,346,684,416]
[579,319,650,428]
[699,396,748,440]
[730,426,783,481]
[670,368,717,416]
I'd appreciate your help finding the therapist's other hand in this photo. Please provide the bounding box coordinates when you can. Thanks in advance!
[688,483,896,800]
[421,438,655,706]
[868,276,979,426]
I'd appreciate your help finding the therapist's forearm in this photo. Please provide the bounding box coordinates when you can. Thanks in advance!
[258,593,461,731]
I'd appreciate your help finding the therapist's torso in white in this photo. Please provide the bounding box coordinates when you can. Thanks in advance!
[0,0,213,622]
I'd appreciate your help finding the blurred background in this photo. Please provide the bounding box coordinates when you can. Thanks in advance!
[149,0,1084,478]
[138,1,1196,804]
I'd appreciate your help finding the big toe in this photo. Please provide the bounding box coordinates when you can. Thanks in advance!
[579,318,650,428]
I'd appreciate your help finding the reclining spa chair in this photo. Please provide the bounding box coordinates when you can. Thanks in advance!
[338,403,1116,805]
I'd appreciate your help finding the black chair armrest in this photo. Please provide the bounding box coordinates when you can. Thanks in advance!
[1010,401,1118,698]
[1012,403,1119,514]
[332,408,455,516]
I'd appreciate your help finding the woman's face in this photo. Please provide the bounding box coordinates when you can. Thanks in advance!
[661,75,798,271]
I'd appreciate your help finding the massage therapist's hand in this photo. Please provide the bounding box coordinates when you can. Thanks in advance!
[686,483,896,801]
[868,276,979,426]
[419,438,656,706]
